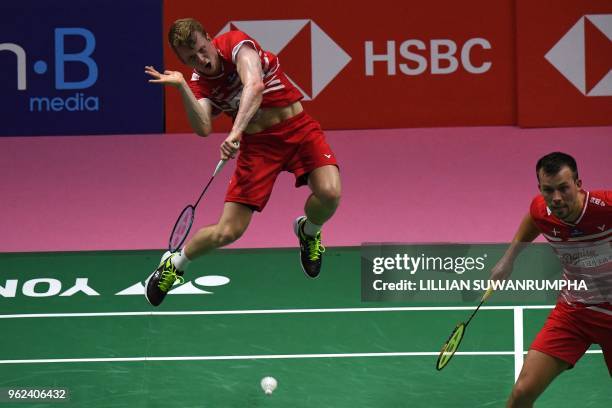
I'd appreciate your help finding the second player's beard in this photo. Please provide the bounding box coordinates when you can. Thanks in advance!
[553,202,581,223]
[552,206,570,220]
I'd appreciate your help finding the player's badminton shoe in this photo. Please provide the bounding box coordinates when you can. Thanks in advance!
[145,251,184,306]
[294,216,325,278]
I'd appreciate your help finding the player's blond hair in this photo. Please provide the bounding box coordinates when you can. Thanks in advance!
[168,18,206,51]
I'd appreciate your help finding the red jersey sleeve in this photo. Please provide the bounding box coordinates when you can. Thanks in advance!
[188,72,205,100]
[213,30,261,64]
[187,30,303,115]
[529,195,546,231]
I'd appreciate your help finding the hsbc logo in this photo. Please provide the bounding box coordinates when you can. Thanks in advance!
[545,14,612,96]
[364,38,492,76]
[0,275,230,298]
[217,20,351,100]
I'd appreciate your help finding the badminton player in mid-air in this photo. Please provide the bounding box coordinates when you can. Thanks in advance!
[489,152,611,407]
[143,18,341,306]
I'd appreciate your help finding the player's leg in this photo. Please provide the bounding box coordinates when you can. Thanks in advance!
[508,301,591,407]
[184,202,253,258]
[288,114,340,278]
[507,349,570,408]
[304,165,342,225]
[294,164,341,278]
[602,343,612,377]
[597,317,612,376]
[145,202,253,306]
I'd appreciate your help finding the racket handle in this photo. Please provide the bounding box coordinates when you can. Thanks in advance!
[213,141,240,176]
[482,287,494,301]
[213,159,226,176]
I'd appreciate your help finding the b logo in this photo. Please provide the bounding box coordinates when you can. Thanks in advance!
[0,27,100,112]
[1,28,98,91]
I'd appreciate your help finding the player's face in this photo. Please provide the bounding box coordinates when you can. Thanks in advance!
[176,31,221,76]
[538,166,583,222]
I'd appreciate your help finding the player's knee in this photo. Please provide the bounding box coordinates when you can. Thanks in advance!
[315,183,341,207]
[508,380,537,407]
[214,225,245,247]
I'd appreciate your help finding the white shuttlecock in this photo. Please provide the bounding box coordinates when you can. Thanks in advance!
[260,376,278,395]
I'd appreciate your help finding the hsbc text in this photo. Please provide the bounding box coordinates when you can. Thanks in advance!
[364,38,492,76]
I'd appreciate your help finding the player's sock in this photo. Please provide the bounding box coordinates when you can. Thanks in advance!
[302,218,323,237]
[172,248,191,272]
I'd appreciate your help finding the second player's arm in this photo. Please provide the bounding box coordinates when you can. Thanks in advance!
[490,213,541,281]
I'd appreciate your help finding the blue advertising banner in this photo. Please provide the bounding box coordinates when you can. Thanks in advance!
[0,0,163,136]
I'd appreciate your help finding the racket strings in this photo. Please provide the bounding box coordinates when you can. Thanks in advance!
[436,324,465,370]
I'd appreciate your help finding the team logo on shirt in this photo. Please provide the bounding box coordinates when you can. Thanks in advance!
[570,228,585,237]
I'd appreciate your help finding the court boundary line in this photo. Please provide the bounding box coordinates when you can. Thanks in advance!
[0,305,555,319]
[0,305,603,369]
[0,350,603,365]
[513,307,524,382]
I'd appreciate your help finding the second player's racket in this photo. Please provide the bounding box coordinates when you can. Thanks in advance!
[168,159,229,252]
[436,287,493,370]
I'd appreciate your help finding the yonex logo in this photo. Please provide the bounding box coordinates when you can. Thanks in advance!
[118,275,230,296]
[217,20,351,100]
[545,14,612,96]
[0,275,230,298]
[0,278,99,298]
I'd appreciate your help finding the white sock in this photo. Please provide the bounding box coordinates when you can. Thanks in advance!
[171,248,191,272]
[303,218,322,237]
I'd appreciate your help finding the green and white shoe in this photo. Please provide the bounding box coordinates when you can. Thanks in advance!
[293,216,325,278]
[145,251,184,306]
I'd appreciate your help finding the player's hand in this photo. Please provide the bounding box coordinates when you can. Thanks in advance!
[489,259,512,282]
[145,66,185,87]
[220,134,241,160]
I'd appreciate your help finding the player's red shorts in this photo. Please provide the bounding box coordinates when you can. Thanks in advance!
[225,111,338,211]
[530,300,612,375]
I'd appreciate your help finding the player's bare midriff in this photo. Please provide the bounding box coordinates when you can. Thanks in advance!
[244,101,303,134]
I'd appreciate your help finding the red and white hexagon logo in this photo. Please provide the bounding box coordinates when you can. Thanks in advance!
[545,14,612,96]
[217,20,351,100]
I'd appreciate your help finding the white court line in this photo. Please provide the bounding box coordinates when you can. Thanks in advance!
[0,305,555,319]
[521,350,602,355]
[513,307,524,382]
[0,350,602,365]
[0,351,516,365]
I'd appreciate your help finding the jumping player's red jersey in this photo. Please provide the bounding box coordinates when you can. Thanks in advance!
[530,190,612,307]
[188,30,303,116]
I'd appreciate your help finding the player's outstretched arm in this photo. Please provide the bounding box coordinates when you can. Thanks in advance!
[145,65,214,136]
[490,213,541,281]
[220,47,264,160]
